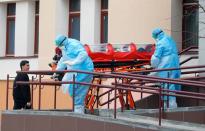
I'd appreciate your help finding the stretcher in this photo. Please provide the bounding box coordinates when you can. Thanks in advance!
[84,43,155,112]
[85,43,154,72]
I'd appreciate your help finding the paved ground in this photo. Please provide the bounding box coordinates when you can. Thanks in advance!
[95,106,205,131]
[1,107,205,131]
[117,113,205,131]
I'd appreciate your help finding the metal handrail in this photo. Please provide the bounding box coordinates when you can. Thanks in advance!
[180,56,198,65]
[16,74,205,126]
[178,46,198,55]
[15,67,205,126]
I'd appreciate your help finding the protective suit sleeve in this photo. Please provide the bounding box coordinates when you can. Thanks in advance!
[153,42,164,60]
[151,55,160,68]
[70,51,88,65]
[56,57,67,70]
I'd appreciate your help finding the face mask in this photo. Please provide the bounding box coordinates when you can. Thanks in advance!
[59,46,65,50]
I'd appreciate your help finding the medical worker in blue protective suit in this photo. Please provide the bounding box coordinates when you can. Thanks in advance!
[54,34,94,114]
[151,28,181,108]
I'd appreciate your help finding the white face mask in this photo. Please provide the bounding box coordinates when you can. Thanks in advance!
[59,46,65,50]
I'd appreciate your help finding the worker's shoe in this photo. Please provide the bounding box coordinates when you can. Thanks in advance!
[163,100,177,109]
[74,105,85,114]
[163,101,167,109]
[169,100,177,109]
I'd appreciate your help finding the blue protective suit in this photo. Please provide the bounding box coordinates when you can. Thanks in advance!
[151,28,181,107]
[55,35,94,109]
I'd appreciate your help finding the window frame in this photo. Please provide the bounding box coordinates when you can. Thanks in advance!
[34,14,39,55]
[34,1,39,55]
[68,0,81,40]
[100,0,108,43]
[6,3,16,56]
[182,0,199,49]
[68,13,80,40]
[100,11,108,43]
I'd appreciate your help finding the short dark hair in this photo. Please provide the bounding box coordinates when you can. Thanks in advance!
[20,60,29,70]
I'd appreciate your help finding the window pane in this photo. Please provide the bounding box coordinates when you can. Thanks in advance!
[183,0,198,3]
[70,16,80,40]
[70,0,80,11]
[35,1,39,14]
[7,20,15,54]
[7,3,16,16]
[102,15,108,43]
[34,16,39,54]
[101,0,108,9]
[183,5,198,48]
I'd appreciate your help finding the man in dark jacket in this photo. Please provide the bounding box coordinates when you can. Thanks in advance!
[13,60,31,109]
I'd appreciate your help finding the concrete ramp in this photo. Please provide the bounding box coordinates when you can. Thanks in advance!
[1,108,205,131]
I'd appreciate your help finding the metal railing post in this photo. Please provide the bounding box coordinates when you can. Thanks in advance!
[31,76,34,109]
[38,74,41,110]
[6,74,9,110]
[167,72,170,109]
[72,74,76,112]
[108,92,110,109]
[114,78,117,119]
[159,85,162,126]
[54,85,57,109]
[97,77,101,109]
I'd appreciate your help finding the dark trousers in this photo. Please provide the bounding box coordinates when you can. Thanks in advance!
[13,101,31,110]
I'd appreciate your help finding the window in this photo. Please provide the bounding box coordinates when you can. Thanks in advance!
[6,3,16,56]
[182,0,199,49]
[34,1,39,55]
[101,0,108,9]
[70,0,80,11]
[101,0,108,43]
[69,0,80,40]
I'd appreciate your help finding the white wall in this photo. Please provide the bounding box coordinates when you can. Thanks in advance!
[38,0,69,70]
[38,0,58,70]
[0,58,38,80]
[0,0,22,2]
[109,0,172,44]
[0,3,7,56]
[81,0,101,44]
[54,0,69,36]
[15,1,35,56]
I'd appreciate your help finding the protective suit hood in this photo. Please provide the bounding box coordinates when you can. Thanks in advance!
[152,28,165,41]
[55,34,68,47]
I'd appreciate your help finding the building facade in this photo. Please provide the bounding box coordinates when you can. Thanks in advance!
[0,0,203,109]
